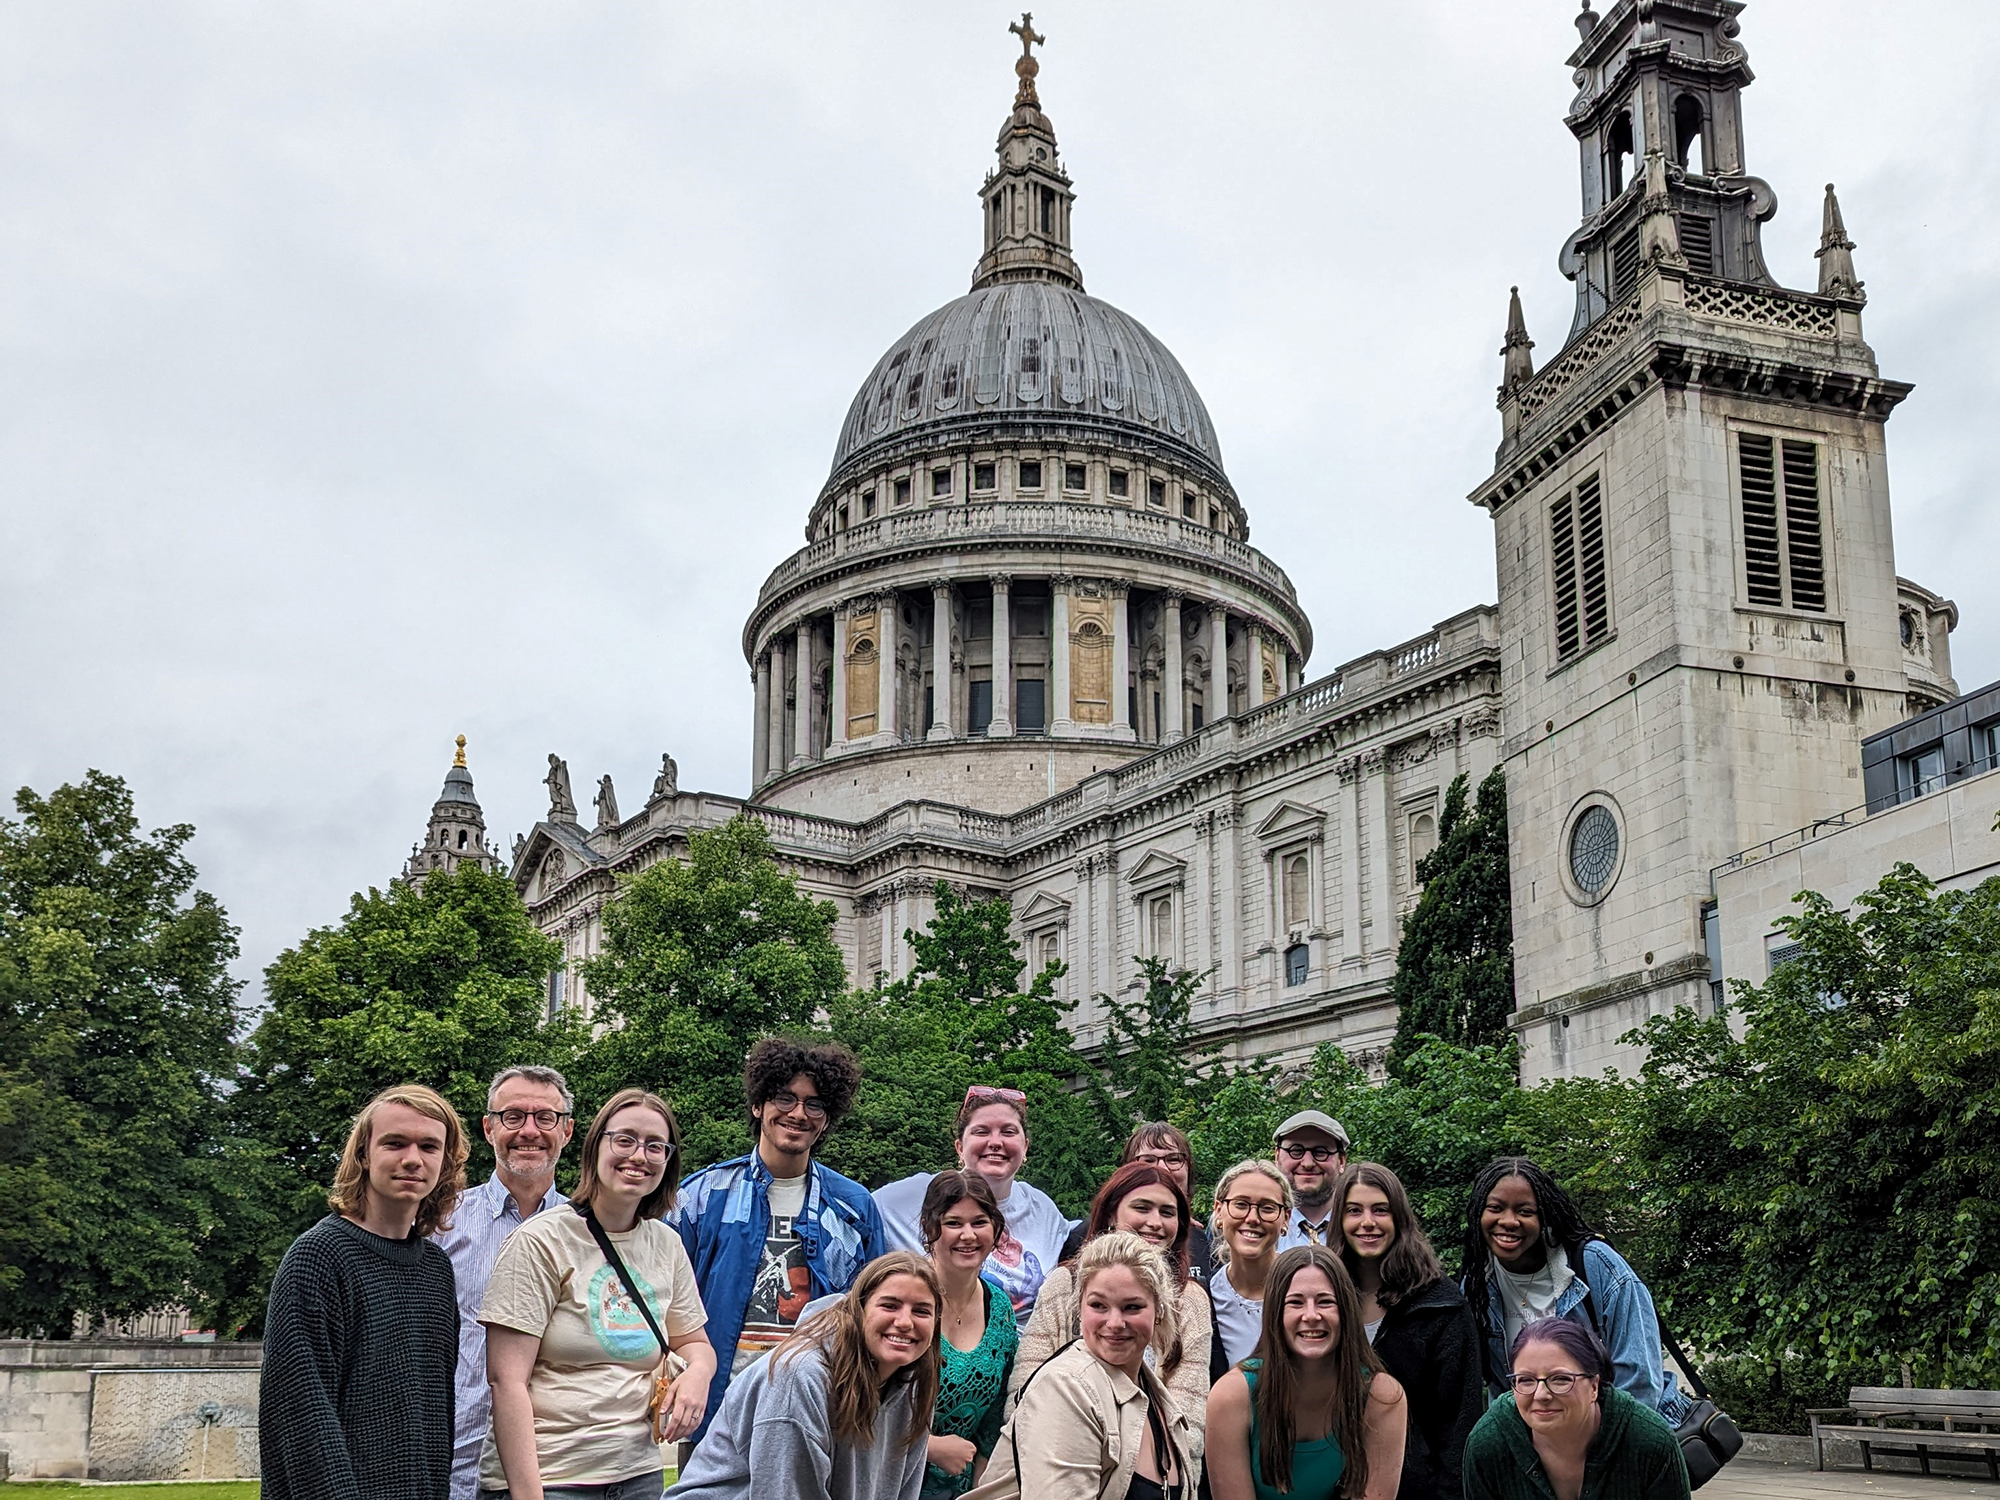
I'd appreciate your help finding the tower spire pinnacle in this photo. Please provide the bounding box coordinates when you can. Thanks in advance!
[1816,183,1864,303]
[972,14,1082,291]
[1009,12,1046,108]
[1500,286,1536,395]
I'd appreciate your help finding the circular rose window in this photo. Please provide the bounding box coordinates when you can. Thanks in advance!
[1568,805,1620,896]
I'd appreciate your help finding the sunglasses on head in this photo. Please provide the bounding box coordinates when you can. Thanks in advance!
[964,1085,1027,1105]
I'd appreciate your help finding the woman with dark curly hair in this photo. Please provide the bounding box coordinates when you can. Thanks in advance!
[669,1037,887,1449]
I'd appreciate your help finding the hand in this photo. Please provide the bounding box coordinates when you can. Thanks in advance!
[659,1366,711,1444]
[928,1434,978,1476]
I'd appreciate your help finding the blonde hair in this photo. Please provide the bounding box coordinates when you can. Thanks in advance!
[327,1083,468,1237]
[1207,1158,1293,1265]
[1075,1230,1179,1365]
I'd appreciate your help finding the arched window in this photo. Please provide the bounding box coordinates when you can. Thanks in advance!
[1149,894,1174,958]
[1282,851,1310,930]
[1410,811,1438,883]
[457,829,468,849]
[1673,94,1705,173]
[1605,110,1635,197]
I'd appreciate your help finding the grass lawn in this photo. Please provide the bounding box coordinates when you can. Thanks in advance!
[9,1485,259,1497]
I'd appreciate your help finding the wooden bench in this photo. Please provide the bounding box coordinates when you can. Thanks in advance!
[1808,1387,2000,1477]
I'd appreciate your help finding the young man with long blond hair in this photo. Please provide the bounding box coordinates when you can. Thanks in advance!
[259,1082,467,1500]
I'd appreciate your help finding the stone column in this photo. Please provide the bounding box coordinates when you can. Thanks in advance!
[1364,751,1395,955]
[988,575,1013,737]
[1110,584,1133,740]
[1162,592,1185,741]
[829,605,849,753]
[1051,576,1073,734]
[752,655,770,786]
[1338,758,1364,964]
[793,619,814,766]
[927,580,953,742]
[877,592,899,744]
[1246,619,1266,709]
[1216,806,1241,1006]
[766,635,790,777]
[1209,605,1230,720]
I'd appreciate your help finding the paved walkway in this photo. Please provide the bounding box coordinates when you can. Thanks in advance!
[1711,1459,1996,1498]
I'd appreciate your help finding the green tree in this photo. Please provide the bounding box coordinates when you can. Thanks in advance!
[1388,768,1514,1073]
[568,816,846,1172]
[0,771,241,1336]
[225,860,561,1333]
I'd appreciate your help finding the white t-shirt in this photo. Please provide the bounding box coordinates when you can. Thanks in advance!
[731,1172,810,1376]
[1209,1263,1265,1368]
[1492,1243,1576,1351]
[873,1172,1076,1328]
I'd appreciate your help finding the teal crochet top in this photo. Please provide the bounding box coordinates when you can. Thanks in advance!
[924,1278,1019,1498]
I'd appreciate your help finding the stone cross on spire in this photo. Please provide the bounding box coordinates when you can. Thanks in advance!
[1009,12,1046,106]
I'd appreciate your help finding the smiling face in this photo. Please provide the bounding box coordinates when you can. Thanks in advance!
[484,1076,573,1185]
[1079,1264,1157,1377]
[955,1103,1028,1187]
[932,1196,997,1275]
[1511,1337,1600,1434]
[1112,1183,1181,1253]
[596,1103,672,1201]
[1481,1174,1544,1270]
[1277,1129,1346,1209]
[1341,1180,1396,1262]
[752,1071,828,1162]
[1280,1264,1343,1362]
[363,1101,449,1216]
[1217,1171,1288,1264]
[862,1273,937,1381]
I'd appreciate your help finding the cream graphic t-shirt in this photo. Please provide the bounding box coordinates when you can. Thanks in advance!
[478,1206,706,1488]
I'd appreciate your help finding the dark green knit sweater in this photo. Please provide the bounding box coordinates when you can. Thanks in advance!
[1463,1383,1690,1500]
[258,1214,458,1500]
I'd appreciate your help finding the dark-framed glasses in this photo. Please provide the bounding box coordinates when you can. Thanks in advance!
[606,1131,677,1161]
[1511,1372,1586,1396]
[1134,1151,1189,1170]
[1220,1196,1285,1222]
[488,1108,571,1130]
[1280,1142,1342,1163]
[769,1090,829,1119]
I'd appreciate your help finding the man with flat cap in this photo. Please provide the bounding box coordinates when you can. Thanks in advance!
[1272,1109,1350,1250]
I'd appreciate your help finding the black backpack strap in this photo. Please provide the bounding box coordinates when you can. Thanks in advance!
[1654,1313,1712,1402]
[1009,1337,1081,1482]
[576,1204,668,1356]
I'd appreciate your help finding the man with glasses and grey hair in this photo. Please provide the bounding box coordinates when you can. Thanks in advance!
[431,1064,574,1500]
[1272,1108,1351,1250]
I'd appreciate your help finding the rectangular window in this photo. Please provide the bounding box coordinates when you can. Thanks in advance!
[1190,700,1204,732]
[1209,505,1221,530]
[1549,472,1609,661]
[1018,459,1043,490]
[1148,476,1167,507]
[861,489,876,519]
[1109,468,1129,497]
[1182,495,1196,519]
[1015,678,1046,732]
[1016,599,1047,636]
[924,685,934,733]
[1701,900,1723,1011]
[932,467,952,497]
[1738,433,1826,612]
[974,462,997,491]
[893,475,912,505]
[969,678,994,734]
[1065,462,1087,492]
[1285,943,1309,987]
[837,504,849,530]
[1901,745,1946,800]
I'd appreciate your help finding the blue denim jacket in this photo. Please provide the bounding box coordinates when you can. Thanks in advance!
[666,1152,885,1441]
[1472,1237,1689,1421]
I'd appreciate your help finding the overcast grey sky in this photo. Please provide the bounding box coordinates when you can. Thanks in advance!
[4,2,1995,992]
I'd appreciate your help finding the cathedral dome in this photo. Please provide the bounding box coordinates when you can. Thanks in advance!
[827,281,1227,493]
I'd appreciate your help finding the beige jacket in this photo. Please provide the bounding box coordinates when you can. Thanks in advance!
[1007,1263,1213,1464]
[976,1339,1196,1500]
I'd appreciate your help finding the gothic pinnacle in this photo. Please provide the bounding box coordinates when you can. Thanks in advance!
[1816,183,1865,303]
[1501,287,1536,395]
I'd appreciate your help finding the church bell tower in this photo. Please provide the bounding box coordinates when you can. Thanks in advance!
[1472,0,1944,1080]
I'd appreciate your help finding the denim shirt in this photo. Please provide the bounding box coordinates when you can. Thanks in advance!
[1471,1237,1688,1422]
[666,1152,885,1442]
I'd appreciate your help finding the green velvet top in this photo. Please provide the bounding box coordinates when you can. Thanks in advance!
[1463,1383,1690,1500]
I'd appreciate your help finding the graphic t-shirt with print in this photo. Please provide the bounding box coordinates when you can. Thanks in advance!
[874,1172,1077,1329]
[477,1206,706,1488]
[730,1173,811,1376]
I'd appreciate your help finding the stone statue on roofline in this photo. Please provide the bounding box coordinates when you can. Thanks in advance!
[545,754,577,822]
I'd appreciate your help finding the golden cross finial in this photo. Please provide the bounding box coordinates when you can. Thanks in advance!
[1009,11,1046,106]
[453,733,467,768]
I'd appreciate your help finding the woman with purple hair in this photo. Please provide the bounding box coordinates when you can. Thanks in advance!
[1462,1317,1689,1500]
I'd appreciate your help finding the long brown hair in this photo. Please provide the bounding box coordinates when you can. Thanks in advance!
[778,1251,941,1451]
[919,1169,1007,1250]
[1086,1162,1192,1285]
[1251,1245,1374,1497]
[1330,1161,1445,1309]
[327,1083,468,1237]
[570,1088,682,1221]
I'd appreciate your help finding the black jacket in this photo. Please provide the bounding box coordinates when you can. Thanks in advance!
[1370,1275,1487,1500]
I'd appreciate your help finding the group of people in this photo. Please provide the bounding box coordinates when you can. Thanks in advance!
[259,1041,1697,1500]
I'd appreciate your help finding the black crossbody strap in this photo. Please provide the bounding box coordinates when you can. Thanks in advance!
[576,1204,668,1356]
[1654,1313,1712,1402]
[1009,1337,1080,1482]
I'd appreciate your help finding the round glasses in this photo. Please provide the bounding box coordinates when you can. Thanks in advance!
[1220,1196,1286,1221]
[606,1131,676,1161]
[1511,1372,1587,1397]
[1279,1143,1343,1163]
[767,1091,829,1119]
[487,1108,571,1131]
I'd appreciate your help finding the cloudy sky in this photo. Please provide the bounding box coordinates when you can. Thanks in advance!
[4,1,1995,994]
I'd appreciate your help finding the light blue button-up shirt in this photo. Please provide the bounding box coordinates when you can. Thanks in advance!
[433,1173,566,1500]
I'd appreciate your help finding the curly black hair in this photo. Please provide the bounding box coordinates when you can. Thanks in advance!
[1460,1156,1595,1390]
[743,1036,863,1133]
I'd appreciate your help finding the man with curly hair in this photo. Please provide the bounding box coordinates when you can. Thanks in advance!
[668,1036,886,1450]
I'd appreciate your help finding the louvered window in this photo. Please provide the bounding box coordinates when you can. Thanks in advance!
[1738,433,1826,612]
[1550,473,1610,662]
[1679,214,1714,276]
[1611,228,1641,299]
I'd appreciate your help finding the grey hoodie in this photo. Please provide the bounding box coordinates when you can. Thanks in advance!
[668,1345,928,1500]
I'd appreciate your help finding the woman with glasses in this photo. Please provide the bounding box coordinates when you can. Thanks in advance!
[1462,1318,1689,1500]
[875,1085,1078,1329]
[1060,1123,1213,1285]
[1204,1245,1406,1500]
[1206,1160,1293,1377]
[1460,1158,1687,1421]
[1010,1162,1215,1465]
[1329,1164,1482,1500]
[481,1087,715,1500]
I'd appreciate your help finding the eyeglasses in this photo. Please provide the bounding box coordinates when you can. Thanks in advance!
[964,1085,1026,1105]
[1279,1143,1344,1163]
[1220,1197,1286,1222]
[1511,1372,1587,1396]
[487,1108,571,1130]
[606,1131,677,1161]
[1134,1151,1189,1170]
[767,1091,828,1119]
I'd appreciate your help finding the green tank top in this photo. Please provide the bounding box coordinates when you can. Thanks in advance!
[1240,1360,1348,1500]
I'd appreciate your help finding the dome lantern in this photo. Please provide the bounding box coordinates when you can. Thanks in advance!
[973,14,1083,293]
